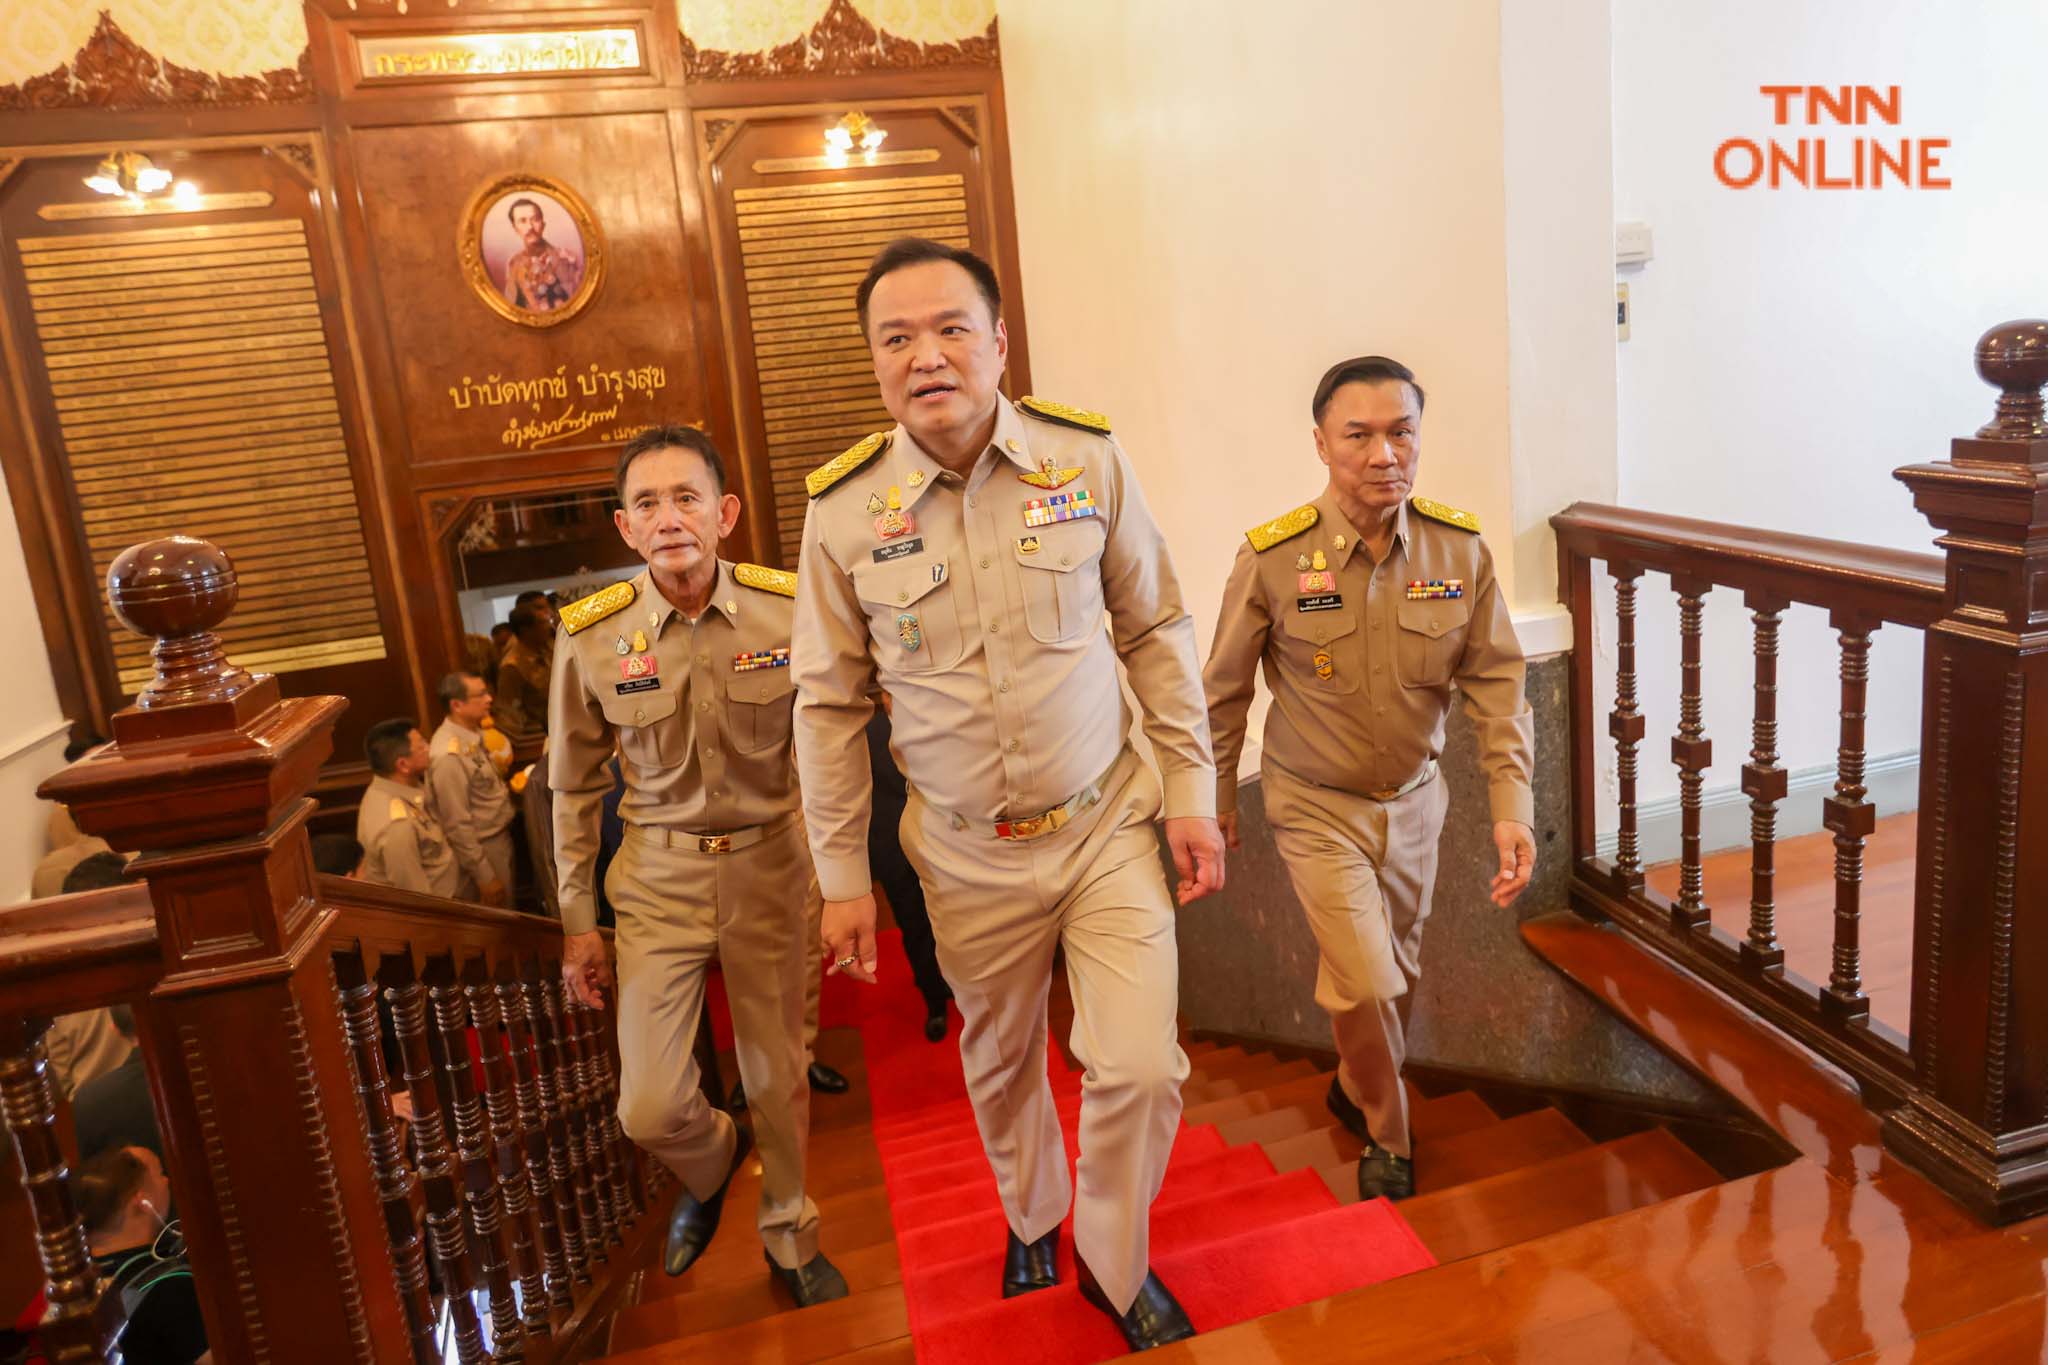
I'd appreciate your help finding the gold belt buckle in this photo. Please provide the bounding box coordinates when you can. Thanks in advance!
[698,834,732,854]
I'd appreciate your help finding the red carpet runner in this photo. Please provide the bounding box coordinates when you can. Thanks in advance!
[845,931,1436,1364]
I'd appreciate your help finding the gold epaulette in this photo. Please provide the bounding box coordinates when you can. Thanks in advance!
[388,797,410,821]
[807,432,889,498]
[1246,504,1319,553]
[444,736,461,755]
[734,563,796,598]
[1410,496,1480,534]
[561,579,637,635]
[1019,396,1111,434]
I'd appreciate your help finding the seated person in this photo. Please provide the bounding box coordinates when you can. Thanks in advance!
[41,854,138,1101]
[75,1145,208,1365]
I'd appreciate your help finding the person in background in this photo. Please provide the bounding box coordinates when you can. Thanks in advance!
[40,853,139,1102]
[495,602,555,739]
[427,671,515,908]
[355,718,472,900]
[33,733,114,899]
[75,1145,209,1365]
[74,1005,160,1162]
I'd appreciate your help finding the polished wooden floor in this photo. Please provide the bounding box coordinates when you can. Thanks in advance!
[1646,813,1916,1037]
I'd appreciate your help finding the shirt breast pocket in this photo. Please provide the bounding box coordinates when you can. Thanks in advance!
[726,668,795,754]
[1280,609,1361,696]
[1014,522,1106,644]
[1396,600,1469,687]
[855,558,961,671]
[598,687,681,771]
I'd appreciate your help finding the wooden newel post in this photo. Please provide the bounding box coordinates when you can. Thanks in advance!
[37,537,413,1360]
[1885,321,2048,1223]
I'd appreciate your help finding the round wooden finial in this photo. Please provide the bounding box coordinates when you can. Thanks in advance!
[106,537,255,709]
[1974,319,2048,440]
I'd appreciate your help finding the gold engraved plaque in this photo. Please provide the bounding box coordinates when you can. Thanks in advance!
[356,27,644,82]
[19,217,385,688]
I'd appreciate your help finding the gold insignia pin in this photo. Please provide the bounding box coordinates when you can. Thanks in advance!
[1006,438,1022,452]
[1296,553,1311,571]
[1334,534,1347,551]
[908,469,925,486]
[726,600,737,614]
[867,492,884,515]
[1017,535,1042,555]
[631,629,647,653]
[887,485,902,510]
[1314,648,1334,681]
[1312,549,1328,571]
[1018,457,1084,490]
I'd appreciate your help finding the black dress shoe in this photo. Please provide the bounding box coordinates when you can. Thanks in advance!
[1325,1077,1372,1144]
[664,1124,753,1276]
[923,1008,948,1043]
[1001,1227,1059,1297]
[1076,1259,1194,1351]
[808,1061,849,1094]
[764,1249,850,1307]
[727,1078,747,1112]
[1356,1145,1415,1201]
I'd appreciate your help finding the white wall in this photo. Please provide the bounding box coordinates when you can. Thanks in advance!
[0,488,74,901]
[999,0,1520,774]
[1604,0,2048,829]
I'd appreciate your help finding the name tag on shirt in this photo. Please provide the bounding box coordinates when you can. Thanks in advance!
[615,676,661,695]
[1296,593,1344,613]
[873,537,925,563]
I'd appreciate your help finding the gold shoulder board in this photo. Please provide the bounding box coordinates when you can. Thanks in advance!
[445,737,460,755]
[807,432,889,498]
[561,579,637,635]
[388,797,410,821]
[1018,396,1111,435]
[1410,496,1481,534]
[1246,504,1319,553]
[734,563,797,598]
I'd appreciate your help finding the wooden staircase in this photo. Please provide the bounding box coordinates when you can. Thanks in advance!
[587,1021,1733,1362]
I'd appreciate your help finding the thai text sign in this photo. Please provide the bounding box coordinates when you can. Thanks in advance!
[358,28,642,81]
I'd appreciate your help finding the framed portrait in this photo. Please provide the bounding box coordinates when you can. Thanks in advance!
[458,173,605,327]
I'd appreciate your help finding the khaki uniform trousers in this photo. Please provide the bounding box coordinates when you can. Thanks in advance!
[607,817,822,1268]
[900,747,1189,1316]
[481,828,517,898]
[1260,759,1451,1159]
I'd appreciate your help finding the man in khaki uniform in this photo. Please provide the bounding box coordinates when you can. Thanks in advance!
[495,603,553,739]
[1204,355,1535,1202]
[356,717,473,900]
[550,424,845,1306]
[428,671,515,908]
[791,238,1223,1351]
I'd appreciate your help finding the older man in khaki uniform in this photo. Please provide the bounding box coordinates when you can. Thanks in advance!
[356,717,473,899]
[791,238,1223,1352]
[428,671,515,908]
[495,603,554,739]
[550,424,845,1306]
[1204,355,1535,1203]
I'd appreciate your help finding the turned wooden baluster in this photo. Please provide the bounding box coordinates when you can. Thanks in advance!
[569,1002,639,1225]
[561,996,623,1246]
[1608,565,1647,889]
[0,1017,111,1365]
[1741,596,1790,972]
[1822,614,1878,1021]
[467,972,549,1335]
[335,961,439,1365]
[428,970,523,1356]
[388,977,486,1363]
[539,978,609,1261]
[1670,578,1714,928]
[497,976,574,1316]
[519,975,591,1284]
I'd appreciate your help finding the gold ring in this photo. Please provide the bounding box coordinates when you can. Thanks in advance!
[837,955,858,969]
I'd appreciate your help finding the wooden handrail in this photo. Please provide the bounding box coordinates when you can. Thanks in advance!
[1554,317,2048,1227]
[0,885,159,1017]
[1550,502,1945,626]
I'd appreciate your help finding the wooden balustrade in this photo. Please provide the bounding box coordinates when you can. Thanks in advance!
[1555,317,2048,1224]
[1,538,670,1363]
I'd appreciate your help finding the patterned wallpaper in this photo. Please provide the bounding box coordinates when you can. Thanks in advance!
[0,0,998,87]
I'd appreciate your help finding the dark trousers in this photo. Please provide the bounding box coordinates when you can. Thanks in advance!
[867,709,951,1013]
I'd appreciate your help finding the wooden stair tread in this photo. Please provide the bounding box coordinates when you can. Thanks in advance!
[1182,1068,1345,1127]
[1387,1126,1723,1262]
[611,1240,902,1349]
[1414,1106,1591,1192]
[1184,1057,1317,1103]
[1211,1081,1487,1148]
[1181,1046,1260,1082]
[599,1283,908,1363]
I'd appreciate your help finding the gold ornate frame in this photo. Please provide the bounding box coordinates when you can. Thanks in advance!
[457,171,606,328]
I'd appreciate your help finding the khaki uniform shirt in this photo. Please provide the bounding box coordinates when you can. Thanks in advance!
[1205,491,1534,826]
[356,775,470,899]
[791,396,1216,902]
[427,718,514,887]
[549,562,801,935]
[32,802,112,898]
[495,638,553,737]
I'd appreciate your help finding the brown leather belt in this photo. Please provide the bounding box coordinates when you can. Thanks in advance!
[628,810,796,855]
